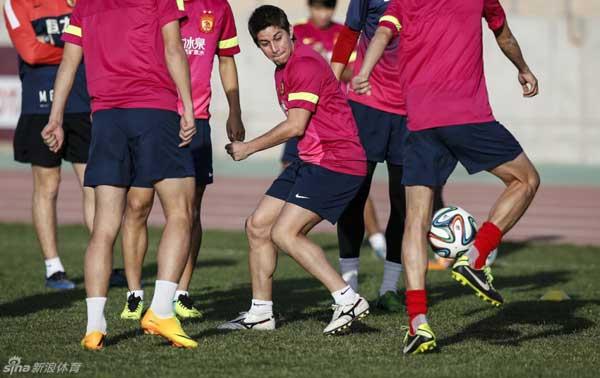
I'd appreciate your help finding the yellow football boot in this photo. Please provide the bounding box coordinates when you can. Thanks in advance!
[80,331,106,351]
[141,309,198,349]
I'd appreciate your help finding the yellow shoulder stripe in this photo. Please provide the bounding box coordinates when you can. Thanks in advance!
[379,15,402,32]
[218,36,239,50]
[176,0,185,11]
[65,24,82,37]
[288,92,319,104]
[349,51,358,63]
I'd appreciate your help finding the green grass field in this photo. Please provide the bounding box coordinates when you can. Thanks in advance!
[1,223,599,377]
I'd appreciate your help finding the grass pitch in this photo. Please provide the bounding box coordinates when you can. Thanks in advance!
[0,223,599,377]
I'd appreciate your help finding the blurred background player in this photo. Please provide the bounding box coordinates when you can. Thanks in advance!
[219,5,369,334]
[330,0,445,311]
[353,0,540,354]
[45,0,199,350]
[119,0,244,321]
[286,0,388,259]
[4,0,92,290]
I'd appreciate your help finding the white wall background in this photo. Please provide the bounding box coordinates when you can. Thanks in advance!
[1,0,599,164]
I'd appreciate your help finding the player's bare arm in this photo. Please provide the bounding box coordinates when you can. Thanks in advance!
[352,26,394,95]
[162,20,196,147]
[41,42,83,153]
[218,56,245,142]
[226,108,311,161]
[494,21,539,98]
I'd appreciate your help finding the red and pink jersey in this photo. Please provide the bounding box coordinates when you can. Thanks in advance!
[380,0,506,131]
[293,20,343,60]
[177,0,240,119]
[345,0,406,115]
[62,0,185,113]
[275,46,366,176]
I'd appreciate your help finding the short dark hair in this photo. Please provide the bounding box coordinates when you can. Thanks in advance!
[308,0,337,9]
[248,5,291,46]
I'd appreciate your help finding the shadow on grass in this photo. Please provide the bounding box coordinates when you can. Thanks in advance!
[0,287,85,318]
[439,299,599,349]
[428,269,572,307]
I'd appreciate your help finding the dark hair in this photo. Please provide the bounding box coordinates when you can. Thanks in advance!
[308,0,337,9]
[248,5,291,46]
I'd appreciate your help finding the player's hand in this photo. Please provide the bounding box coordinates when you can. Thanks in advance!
[519,69,539,98]
[351,74,371,96]
[226,113,245,142]
[179,110,196,147]
[225,141,250,161]
[41,119,64,153]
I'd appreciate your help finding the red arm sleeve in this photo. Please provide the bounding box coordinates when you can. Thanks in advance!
[3,0,63,65]
[331,25,360,64]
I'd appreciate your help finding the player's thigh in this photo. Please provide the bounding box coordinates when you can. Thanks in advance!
[272,203,322,241]
[154,177,196,219]
[489,152,540,188]
[93,185,127,235]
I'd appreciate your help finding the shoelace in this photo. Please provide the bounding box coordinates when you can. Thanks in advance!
[49,271,67,281]
[178,294,196,310]
[483,266,495,285]
[127,294,142,312]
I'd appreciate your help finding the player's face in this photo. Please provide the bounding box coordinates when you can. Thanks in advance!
[256,26,293,66]
[309,5,335,29]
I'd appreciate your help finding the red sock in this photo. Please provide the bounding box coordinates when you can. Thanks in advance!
[473,222,502,269]
[406,290,427,335]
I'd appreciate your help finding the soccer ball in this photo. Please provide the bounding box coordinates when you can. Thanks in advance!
[428,206,477,259]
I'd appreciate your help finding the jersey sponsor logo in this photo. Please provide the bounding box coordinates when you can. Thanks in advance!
[200,11,215,33]
[182,37,206,56]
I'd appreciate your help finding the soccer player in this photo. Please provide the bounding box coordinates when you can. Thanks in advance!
[119,0,245,321]
[353,0,540,354]
[218,5,369,334]
[330,0,438,311]
[42,0,199,350]
[3,0,92,290]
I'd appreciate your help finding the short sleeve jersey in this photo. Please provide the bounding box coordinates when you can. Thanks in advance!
[293,20,343,61]
[380,0,506,131]
[345,0,405,115]
[178,0,240,119]
[275,46,366,176]
[62,0,186,113]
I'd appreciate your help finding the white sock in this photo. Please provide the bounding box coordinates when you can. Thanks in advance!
[411,314,428,335]
[339,258,360,292]
[127,290,144,300]
[149,280,178,318]
[379,261,403,296]
[174,290,189,301]
[45,257,65,278]
[86,297,107,334]
[369,232,386,252]
[249,299,273,315]
[332,285,358,306]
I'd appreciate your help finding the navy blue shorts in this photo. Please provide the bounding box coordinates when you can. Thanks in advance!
[266,161,364,224]
[349,100,407,165]
[84,108,195,188]
[281,137,299,164]
[191,119,213,186]
[402,121,523,187]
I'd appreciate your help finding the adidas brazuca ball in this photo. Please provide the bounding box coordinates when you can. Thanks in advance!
[428,206,477,259]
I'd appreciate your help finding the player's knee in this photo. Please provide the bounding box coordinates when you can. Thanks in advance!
[245,214,270,242]
[270,224,293,253]
[35,175,61,200]
[126,196,153,220]
[526,167,541,198]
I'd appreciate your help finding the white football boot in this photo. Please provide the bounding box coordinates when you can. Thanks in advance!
[217,312,276,331]
[323,295,370,335]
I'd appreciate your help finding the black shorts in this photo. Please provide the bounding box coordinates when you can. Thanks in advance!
[403,121,523,187]
[190,119,213,186]
[84,108,195,188]
[349,100,407,165]
[266,161,364,224]
[13,113,91,167]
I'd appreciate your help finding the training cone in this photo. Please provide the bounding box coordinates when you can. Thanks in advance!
[540,289,571,302]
